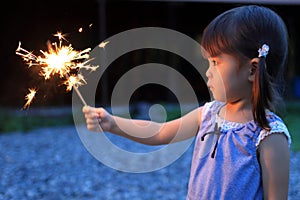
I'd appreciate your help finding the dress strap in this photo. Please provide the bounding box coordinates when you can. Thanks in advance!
[201,123,221,158]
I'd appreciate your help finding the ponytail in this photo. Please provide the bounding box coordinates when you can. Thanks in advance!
[252,56,271,130]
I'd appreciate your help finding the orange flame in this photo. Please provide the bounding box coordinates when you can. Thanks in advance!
[23,88,37,109]
[16,31,100,108]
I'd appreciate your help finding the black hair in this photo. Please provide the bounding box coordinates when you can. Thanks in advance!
[201,5,288,130]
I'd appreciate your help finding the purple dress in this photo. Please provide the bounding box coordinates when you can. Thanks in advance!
[187,101,291,200]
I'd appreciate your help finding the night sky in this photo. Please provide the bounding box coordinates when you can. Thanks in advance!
[1,0,300,108]
[1,0,100,107]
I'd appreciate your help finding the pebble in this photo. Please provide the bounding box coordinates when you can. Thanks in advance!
[0,126,299,200]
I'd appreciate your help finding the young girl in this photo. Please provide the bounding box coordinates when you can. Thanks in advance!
[83,5,291,199]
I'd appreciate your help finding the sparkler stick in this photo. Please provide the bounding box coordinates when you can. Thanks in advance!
[16,31,99,108]
[73,86,87,106]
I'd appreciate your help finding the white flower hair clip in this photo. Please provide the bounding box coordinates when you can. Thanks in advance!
[258,44,269,58]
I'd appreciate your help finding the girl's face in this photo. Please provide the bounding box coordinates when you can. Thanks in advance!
[205,53,252,103]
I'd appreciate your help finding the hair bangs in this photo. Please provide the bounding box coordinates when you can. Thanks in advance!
[201,11,238,58]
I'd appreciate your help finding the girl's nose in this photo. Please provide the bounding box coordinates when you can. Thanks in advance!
[206,66,212,78]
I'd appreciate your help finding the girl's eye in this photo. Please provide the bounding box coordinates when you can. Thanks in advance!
[209,60,217,66]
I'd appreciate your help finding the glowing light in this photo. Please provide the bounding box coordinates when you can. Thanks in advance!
[99,41,109,49]
[16,31,99,108]
[23,88,37,109]
[64,74,87,91]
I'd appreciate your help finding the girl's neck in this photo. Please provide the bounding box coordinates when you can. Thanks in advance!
[219,99,253,124]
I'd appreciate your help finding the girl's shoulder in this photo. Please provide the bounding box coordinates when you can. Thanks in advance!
[199,100,226,128]
[256,111,292,148]
[202,100,225,115]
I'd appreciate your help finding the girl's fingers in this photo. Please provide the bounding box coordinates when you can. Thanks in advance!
[86,118,97,124]
[87,124,100,132]
[82,105,90,113]
[83,106,107,132]
[85,112,99,119]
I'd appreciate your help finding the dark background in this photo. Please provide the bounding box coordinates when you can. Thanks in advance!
[1,0,300,108]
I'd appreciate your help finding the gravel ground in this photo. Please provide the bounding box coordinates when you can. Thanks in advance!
[0,126,299,200]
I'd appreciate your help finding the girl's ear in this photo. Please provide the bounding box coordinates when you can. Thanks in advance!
[248,58,259,82]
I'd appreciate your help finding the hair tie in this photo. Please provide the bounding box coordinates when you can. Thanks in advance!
[258,44,269,58]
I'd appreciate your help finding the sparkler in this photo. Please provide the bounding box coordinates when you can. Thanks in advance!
[23,88,37,109]
[16,31,100,108]
[98,41,109,49]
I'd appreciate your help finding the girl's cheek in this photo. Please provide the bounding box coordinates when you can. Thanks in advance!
[213,82,227,102]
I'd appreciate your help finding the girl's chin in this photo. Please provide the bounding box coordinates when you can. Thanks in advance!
[212,94,226,102]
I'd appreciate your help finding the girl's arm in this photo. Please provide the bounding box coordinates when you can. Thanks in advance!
[82,106,203,145]
[259,133,290,200]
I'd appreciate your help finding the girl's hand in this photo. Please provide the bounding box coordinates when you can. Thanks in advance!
[82,106,114,132]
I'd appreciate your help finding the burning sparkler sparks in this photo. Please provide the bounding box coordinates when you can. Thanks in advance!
[98,41,109,49]
[16,31,100,108]
[23,88,37,109]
